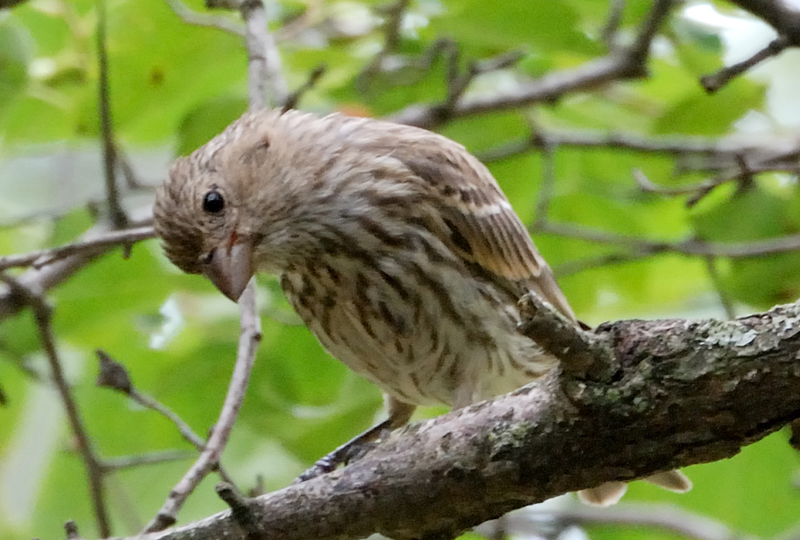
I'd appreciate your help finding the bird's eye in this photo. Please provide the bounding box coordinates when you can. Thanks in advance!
[202,190,225,213]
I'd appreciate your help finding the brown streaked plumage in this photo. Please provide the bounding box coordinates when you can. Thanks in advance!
[153,108,690,505]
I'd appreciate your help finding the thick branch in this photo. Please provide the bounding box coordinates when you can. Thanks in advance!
[126,300,800,540]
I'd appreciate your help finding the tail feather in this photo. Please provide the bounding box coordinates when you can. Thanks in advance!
[578,469,691,506]
[644,470,693,492]
[577,482,627,507]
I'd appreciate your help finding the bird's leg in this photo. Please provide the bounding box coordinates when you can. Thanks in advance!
[295,396,415,483]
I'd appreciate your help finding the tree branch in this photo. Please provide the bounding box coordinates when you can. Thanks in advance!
[386,0,675,129]
[116,299,800,540]
[143,283,262,532]
[725,0,800,44]
[97,0,128,229]
[0,275,112,537]
[0,207,153,323]
[0,226,155,271]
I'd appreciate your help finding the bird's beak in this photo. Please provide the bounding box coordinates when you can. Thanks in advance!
[203,235,253,302]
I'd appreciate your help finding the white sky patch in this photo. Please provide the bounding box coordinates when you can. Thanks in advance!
[0,384,62,531]
[0,349,84,531]
[684,2,800,128]
[149,296,185,350]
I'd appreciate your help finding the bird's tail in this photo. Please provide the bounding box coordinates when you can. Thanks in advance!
[578,470,692,506]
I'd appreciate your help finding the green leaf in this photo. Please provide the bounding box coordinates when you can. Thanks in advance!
[654,78,766,135]
[427,0,600,56]
[175,96,248,156]
[0,20,32,123]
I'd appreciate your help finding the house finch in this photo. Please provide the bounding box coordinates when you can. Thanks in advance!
[153,108,690,505]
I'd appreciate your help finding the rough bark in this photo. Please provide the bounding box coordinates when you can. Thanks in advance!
[123,299,800,540]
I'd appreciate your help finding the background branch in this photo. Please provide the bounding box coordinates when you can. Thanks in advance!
[0,275,112,537]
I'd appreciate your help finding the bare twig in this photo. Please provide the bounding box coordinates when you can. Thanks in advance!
[518,292,617,379]
[704,256,737,320]
[0,206,152,325]
[242,0,288,108]
[538,221,800,258]
[96,350,237,483]
[164,0,246,36]
[528,504,753,540]
[532,130,556,230]
[216,482,265,540]
[632,168,701,196]
[282,64,327,112]
[479,128,739,163]
[144,281,262,532]
[115,145,157,190]
[388,0,676,129]
[102,451,196,472]
[724,0,800,45]
[97,0,128,230]
[634,162,800,208]
[553,250,656,278]
[0,226,155,271]
[601,0,627,49]
[0,275,111,537]
[357,0,412,90]
[701,36,789,93]
[436,48,526,121]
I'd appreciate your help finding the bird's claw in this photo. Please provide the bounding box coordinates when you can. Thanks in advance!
[294,456,338,484]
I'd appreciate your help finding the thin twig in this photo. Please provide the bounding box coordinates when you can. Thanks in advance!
[115,145,156,190]
[437,48,526,121]
[388,0,676,128]
[628,0,674,66]
[533,132,556,230]
[526,504,753,540]
[164,0,246,36]
[539,221,800,258]
[102,451,196,472]
[701,36,789,93]
[478,128,736,163]
[96,350,237,483]
[553,250,656,278]
[282,64,327,112]
[97,0,128,229]
[0,226,155,271]
[144,281,262,532]
[357,0,412,90]
[129,389,237,484]
[632,168,701,196]
[0,274,112,537]
[601,0,627,49]
[704,256,737,320]
[0,206,153,324]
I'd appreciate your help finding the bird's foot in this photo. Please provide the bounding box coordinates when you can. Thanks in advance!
[293,419,393,483]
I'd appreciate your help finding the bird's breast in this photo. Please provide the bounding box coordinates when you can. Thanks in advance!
[280,249,556,407]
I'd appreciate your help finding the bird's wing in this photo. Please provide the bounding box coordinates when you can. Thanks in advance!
[396,134,576,321]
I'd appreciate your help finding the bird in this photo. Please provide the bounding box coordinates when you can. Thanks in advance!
[153,107,691,505]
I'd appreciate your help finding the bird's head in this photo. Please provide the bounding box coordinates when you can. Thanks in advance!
[154,109,341,302]
[154,149,256,302]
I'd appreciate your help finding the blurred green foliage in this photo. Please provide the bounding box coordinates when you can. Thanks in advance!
[1,0,799,539]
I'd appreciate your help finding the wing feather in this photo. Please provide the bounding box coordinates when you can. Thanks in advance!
[395,132,576,321]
